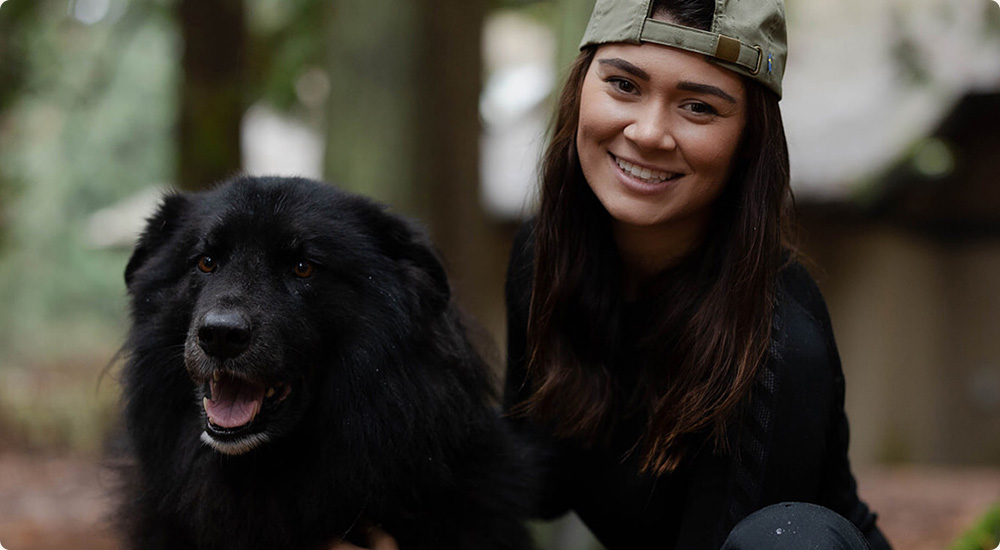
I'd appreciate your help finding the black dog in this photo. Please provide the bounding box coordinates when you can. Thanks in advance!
[117,176,535,549]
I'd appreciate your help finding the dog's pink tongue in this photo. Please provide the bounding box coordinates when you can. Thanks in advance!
[204,376,265,429]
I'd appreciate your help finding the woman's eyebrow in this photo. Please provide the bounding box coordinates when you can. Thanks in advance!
[597,58,650,81]
[677,81,738,104]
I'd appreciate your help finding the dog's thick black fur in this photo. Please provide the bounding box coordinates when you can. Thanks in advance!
[118,176,535,550]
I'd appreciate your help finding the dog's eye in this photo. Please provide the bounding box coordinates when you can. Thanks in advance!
[293,260,315,278]
[197,256,217,273]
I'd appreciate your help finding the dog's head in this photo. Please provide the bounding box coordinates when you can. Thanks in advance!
[123,176,451,456]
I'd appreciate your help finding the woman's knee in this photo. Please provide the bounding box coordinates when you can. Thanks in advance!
[721,502,870,550]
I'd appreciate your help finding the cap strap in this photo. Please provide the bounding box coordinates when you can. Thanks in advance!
[640,19,762,75]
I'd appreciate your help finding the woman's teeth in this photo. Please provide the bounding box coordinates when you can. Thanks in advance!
[615,157,676,183]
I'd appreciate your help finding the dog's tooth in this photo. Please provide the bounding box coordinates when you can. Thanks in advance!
[265,387,276,398]
[212,371,221,382]
[203,397,210,411]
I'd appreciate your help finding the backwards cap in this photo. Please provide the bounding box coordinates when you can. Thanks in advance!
[579,0,787,98]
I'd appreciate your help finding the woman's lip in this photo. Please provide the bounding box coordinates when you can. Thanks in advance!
[609,153,684,194]
[610,153,681,176]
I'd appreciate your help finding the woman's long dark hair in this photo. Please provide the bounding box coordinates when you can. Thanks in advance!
[518,0,794,475]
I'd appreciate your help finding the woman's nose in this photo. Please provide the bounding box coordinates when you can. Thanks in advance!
[622,110,677,151]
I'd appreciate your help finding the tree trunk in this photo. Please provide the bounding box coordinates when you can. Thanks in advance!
[411,0,505,336]
[176,0,246,191]
[324,0,508,340]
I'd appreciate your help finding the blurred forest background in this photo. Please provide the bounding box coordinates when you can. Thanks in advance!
[1,0,1000,548]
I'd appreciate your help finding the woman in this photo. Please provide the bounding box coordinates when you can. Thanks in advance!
[503,0,892,548]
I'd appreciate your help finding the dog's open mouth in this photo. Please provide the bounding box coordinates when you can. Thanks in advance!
[198,371,292,454]
[203,372,291,429]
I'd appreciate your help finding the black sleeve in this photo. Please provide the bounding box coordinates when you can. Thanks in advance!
[775,264,892,550]
[502,220,574,520]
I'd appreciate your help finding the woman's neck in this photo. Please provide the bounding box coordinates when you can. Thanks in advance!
[612,217,708,299]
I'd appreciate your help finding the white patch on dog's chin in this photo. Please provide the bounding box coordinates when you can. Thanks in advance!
[200,430,271,455]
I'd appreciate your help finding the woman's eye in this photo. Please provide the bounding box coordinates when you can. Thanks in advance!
[293,260,315,278]
[197,256,217,273]
[684,102,719,116]
[608,77,637,94]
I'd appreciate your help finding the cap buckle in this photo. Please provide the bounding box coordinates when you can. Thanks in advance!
[750,45,763,76]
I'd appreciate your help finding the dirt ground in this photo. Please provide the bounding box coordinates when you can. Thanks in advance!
[0,454,997,550]
[857,466,1000,550]
[0,454,118,550]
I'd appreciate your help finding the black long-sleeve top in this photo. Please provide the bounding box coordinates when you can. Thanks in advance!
[503,222,891,550]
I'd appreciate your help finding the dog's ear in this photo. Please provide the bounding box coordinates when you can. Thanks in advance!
[384,217,451,313]
[125,192,190,291]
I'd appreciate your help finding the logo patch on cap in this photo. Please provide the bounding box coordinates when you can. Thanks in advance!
[716,36,742,64]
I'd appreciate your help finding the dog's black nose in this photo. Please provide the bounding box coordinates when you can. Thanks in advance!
[197,310,252,358]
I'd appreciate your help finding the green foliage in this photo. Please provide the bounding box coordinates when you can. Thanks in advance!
[0,0,43,250]
[951,503,1000,550]
[246,0,327,111]
[0,0,40,109]
[0,0,178,452]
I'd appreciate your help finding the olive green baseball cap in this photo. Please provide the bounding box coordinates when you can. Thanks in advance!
[579,0,787,98]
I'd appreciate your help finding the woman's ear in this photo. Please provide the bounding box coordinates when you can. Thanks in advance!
[124,192,190,291]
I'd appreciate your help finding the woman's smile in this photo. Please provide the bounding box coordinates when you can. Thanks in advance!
[610,153,685,193]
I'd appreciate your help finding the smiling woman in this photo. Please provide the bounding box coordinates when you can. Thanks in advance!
[501,0,894,548]
[577,43,746,284]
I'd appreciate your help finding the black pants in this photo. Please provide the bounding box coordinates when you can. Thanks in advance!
[721,503,870,550]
